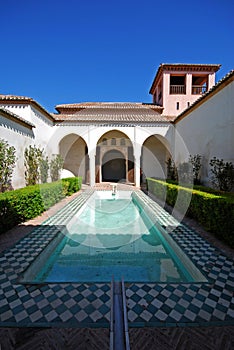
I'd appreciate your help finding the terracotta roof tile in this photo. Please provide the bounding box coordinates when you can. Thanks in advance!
[56,102,158,108]
[55,102,163,113]
[52,106,175,123]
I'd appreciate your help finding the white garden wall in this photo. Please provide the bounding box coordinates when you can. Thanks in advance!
[175,79,234,184]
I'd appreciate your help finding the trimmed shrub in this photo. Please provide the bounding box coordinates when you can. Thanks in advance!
[40,182,67,210]
[0,186,45,233]
[0,177,82,234]
[62,177,82,196]
[146,178,234,247]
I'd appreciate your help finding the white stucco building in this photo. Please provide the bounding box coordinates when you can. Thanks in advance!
[0,63,233,189]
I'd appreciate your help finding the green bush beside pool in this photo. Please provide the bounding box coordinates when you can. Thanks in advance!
[146,178,234,247]
[0,177,82,234]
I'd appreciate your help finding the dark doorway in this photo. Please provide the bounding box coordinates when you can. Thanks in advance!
[102,150,126,182]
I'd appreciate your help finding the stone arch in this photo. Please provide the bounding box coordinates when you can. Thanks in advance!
[59,133,88,183]
[141,134,171,183]
[96,130,134,183]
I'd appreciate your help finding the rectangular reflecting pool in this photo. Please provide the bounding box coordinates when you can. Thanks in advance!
[20,191,207,284]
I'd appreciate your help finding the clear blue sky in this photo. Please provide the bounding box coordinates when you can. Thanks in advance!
[1,0,233,112]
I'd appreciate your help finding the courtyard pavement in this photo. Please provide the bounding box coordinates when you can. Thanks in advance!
[0,184,234,349]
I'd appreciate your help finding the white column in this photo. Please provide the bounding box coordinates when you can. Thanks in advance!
[126,160,128,182]
[134,155,141,187]
[134,141,141,188]
[99,164,102,183]
[208,73,215,90]
[186,73,192,95]
[89,152,96,187]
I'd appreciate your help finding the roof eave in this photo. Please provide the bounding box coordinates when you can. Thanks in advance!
[0,96,55,122]
[54,118,173,124]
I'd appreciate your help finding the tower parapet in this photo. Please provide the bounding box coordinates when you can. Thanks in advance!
[149,63,221,115]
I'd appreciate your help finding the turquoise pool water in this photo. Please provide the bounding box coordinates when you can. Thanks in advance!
[21,191,207,283]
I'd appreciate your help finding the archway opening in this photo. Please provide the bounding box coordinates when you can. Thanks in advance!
[96,130,134,183]
[141,135,171,184]
[59,134,88,183]
[102,150,126,182]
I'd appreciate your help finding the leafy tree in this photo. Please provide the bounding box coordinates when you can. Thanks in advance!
[50,154,64,182]
[40,156,49,183]
[24,145,43,186]
[166,157,177,181]
[209,157,234,192]
[0,139,16,192]
[189,154,202,184]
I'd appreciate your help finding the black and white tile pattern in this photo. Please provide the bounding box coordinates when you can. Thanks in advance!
[0,190,234,328]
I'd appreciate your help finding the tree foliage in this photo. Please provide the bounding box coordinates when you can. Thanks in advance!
[189,154,202,184]
[24,145,43,186]
[40,156,49,183]
[50,154,64,182]
[209,157,234,192]
[0,139,16,192]
[166,157,177,181]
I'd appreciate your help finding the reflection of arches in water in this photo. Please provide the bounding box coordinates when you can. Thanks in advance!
[141,232,161,246]
[102,150,126,182]
[96,234,133,248]
[67,234,87,247]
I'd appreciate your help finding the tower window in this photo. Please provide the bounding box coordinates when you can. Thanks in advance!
[192,75,208,94]
[170,75,186,94]
[176,102,180,110]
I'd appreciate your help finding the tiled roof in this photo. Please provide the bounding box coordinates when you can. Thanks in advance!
[174,69,234,123]
[53,103,175,123]
[149,63,221,94]
[0,94,33,101]
[157,63,221,70]
[0,107,35,128]
[55,102,163,116]
[55,102,162,110]
[0,94,54,121]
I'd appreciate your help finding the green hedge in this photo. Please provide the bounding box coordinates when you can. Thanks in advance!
[146,178,234,247]
[62,177,82,196]
[0,177,82,234]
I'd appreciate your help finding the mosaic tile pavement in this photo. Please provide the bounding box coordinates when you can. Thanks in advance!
[0,191,111,328]
[0,189,234,329]
[126,191,234,326]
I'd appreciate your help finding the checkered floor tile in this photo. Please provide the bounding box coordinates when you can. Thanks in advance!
[0,189,234,328]
[125,191,234,327]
